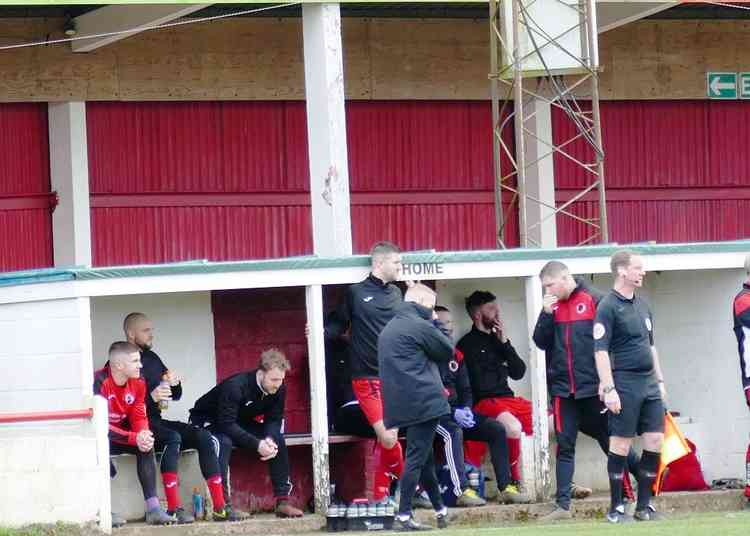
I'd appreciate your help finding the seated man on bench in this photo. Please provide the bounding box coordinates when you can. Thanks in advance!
[189,348,304,518]
[94,341,172,527]
[123,312,240,523]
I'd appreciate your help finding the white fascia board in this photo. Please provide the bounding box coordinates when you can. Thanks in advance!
[0,251,744,306]
[71,4,210,53]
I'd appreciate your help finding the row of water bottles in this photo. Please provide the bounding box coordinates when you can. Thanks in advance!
[327,500,394,519]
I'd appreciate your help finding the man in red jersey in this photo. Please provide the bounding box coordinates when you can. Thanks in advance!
[94,341,172,526]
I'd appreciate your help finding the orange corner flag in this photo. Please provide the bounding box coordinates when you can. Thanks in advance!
[653,413,692,495]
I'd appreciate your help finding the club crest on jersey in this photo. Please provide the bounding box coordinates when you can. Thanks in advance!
[593,323,605,340]
[124,393,135,405]
[576,303,586,315]
[645,318,652,331]
[448,360,459,373]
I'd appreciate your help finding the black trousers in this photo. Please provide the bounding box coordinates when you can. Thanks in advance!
[553,395,636,509]
[212,422,292,500]
[333,402,376,438]
[398,418,445,517]
[436,414,510,496]
[110,442,158,501]
[151,418,229,480]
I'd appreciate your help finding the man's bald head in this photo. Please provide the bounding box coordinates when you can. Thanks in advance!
[124,312,154,350]
[405,283,438,310]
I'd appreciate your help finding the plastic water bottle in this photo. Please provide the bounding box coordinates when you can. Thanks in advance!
[158,373,170,411]
[192,487,204,519]
[468,469,480,490]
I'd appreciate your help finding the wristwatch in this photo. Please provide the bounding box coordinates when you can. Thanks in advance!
[602,385,615,394]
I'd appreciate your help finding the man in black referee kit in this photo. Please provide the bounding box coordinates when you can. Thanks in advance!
[594,250,667,523]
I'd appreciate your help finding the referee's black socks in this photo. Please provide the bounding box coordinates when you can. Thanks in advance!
[636,450,660,511]
[607,452,627,512]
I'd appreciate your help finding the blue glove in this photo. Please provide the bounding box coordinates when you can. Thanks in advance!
[453,407,475,429]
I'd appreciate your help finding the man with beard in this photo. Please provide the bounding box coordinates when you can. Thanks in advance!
[458,291,529,490]
[189,348,304,518]
[124,312,240,522]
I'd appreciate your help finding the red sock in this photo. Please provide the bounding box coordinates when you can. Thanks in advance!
[745,444,750,499]
[383,442,404,479]
[508,438,521,482]
[622,470,635,501]
[207,475,226,511]
[162,472,181,512]
[372,442,404,501]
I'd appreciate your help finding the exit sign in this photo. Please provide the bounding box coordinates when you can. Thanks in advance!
[741,73,750,99]
[707,72,750,99]
[707,72,737,99]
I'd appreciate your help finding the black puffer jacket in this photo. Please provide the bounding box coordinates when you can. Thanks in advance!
[378,302,453,429]
[532,277,603,399]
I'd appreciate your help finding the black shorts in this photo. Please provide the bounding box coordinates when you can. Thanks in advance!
[609,373,664,438]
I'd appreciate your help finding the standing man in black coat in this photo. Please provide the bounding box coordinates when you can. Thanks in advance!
[379,284,454,531]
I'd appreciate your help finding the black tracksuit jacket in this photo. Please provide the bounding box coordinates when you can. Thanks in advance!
[325,274,403,379]
[189,370,285,451]
[532,277,603,399]
[458,327,526,401]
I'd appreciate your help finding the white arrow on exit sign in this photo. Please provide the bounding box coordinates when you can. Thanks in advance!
[707,72,737,99]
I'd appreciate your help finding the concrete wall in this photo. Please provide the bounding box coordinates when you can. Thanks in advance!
[90,291,217,422]
[0,297,110,530]
[437,269,749,492]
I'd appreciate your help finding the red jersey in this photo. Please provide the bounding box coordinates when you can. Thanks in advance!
[93,366,149,446]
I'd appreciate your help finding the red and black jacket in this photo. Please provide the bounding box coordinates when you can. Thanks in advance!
[732,283,750,403]
[533,277,603,399]
[93,365,149,446]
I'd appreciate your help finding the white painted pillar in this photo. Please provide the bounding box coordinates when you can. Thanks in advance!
[524,97,557,249]
[302,3,353,258]
[48,102,92,267]
[524,275,551,501]
[305,284,330,514]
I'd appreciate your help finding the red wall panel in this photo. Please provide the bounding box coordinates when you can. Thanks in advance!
[553,100,750,245]
[87,101,309,194]
[91,205,311,266]
[0,103,52,272]
[88,101,516,266]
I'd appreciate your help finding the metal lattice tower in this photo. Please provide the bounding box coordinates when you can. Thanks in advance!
[489,0,609,248]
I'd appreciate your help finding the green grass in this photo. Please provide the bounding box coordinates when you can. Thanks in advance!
[400,512,750,536]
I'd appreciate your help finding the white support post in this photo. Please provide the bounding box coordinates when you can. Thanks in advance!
[305,284,330,514]
[48,102,92,267]
[524,97,557,249]
[525,275,551,501]
[302,3,353,258]
[92,395,112,534]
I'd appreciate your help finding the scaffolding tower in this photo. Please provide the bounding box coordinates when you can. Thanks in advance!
[489,0,609,249]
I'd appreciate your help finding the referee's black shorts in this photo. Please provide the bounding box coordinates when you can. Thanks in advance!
[609,372,664,438]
